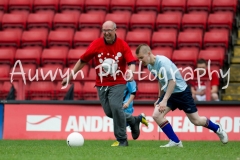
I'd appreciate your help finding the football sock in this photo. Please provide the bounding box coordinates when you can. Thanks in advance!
[160,120,180,143]
[204,118,219,132]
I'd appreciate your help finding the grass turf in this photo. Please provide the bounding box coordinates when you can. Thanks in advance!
[0,140,239,160]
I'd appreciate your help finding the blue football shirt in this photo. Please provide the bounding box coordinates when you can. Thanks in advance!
[147,55,187,93]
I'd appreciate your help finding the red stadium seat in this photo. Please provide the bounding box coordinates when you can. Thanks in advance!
[0,49,15,65]
[15,49,41,65]
[172,50,198,67]
[82,81,98,100]
[136,81,158,100]
[152,30,177,49]
[59,0,84,13]
[33,0,59,17]
[204,31,229,49]
[110,0,135,13]
[79,13,105,30]
[85,0,110,12]
[162,0,187,13]
[37,64,63,81]
[208,12,233,32]
[156,12,182,32]
[0,64,10,78]
[55,81,72,100]
[74,29,100,48]
[0,30,22,48]
[115,28,127,40]
[66,64,89,80]
[0,12,3,29]
[0,83,2,96]
[130,13,156,31]
[10,63,37,80]
[181,13,208,32]
[178,31,203,49]
[71,82,83,100]
[27,13,53,32]
[187,0,211,13]
[1,81,18,100]
[48,30,74,48]
[41,49,68,66]
[135,0,161,13]
[86,68,96,80]
[199,49,225,67]
[212,0,237,13]
[0,0,8,12]
[105,13,131,29]
[53,13,79,32]
[126,31,151,47]
[2,14,27,31]
[151,47,173,60]
[21,30,48,50]
[28,81,55,100]
[55,81,83,100]
[67,49,86,65]
[8,0,32,17]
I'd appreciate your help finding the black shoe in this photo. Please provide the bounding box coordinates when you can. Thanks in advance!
[111,140,128,147]
[130,116,141,140]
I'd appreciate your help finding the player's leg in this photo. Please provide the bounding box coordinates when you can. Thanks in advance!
[153,97,183,147]
[108,84,128,146]
[186,112,228,144]
[211,93,219,101]
[96,86,112,118]
[124,105,148,127]
[124,107,134,127]
[182,87,228,144]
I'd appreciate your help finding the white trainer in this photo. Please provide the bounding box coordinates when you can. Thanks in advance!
[160,140,183,148]
[216,123,228,144]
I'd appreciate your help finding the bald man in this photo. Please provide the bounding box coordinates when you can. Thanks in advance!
[62,21,148,147]
[135,44,228,147]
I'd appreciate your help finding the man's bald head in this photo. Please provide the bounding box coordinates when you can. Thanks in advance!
[136,44,151,55]
[102,21,117,44]
[102,21,116,29]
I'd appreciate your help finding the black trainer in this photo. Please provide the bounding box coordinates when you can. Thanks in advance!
[111,140,129,147]
[130,116,141,140]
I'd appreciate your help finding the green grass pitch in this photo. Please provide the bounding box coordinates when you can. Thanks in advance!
[0,140,239,160]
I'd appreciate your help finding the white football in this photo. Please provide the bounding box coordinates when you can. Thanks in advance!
[102,58,118,74]
[67,132,84,147]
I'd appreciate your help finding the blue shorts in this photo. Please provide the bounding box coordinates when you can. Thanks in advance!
[157,86,197,114]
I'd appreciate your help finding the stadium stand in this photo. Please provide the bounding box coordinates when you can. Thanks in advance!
[0,0,238,101]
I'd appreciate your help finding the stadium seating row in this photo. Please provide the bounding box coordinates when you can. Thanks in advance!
[0,29,230,53]
[0,11,234,32]
[0,0,237,15]
[0,79,160,100]
[0,46,225,76]
[0,80,97,100]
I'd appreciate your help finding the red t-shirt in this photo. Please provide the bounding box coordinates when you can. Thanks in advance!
[80,37,136,86]
[190,70,219,90]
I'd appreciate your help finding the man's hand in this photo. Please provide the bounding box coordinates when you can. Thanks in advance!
[125,69,134,81]
[61,77,70,88]
[157,100,167,113]
[123,103,129,109]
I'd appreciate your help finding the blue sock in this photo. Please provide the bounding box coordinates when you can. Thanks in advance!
[160,121,180,143]
[204,118,219,132]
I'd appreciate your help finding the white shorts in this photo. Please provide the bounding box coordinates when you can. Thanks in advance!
[196,95,206,101]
